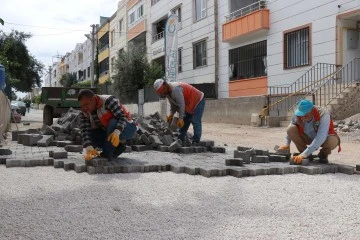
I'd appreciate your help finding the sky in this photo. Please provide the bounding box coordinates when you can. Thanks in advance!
[1,0,119,97]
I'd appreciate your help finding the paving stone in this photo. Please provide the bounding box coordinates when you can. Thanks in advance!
[210,147,226,153]
[87,166,96,174]
[229,169,243,178]
[299,166,322,175]
[0,156,7,164]
[75,136,83,145]
[290,158,309,166]
[64,145,83,152]
[179,147,193,154]
[269,155,288,162]
[254,149,269,156]
[0,148,12,155]
[169,139,182,152]
[37,135,54,147]
[184,167,199,175]
[140,134,151,145]
[198,140,214,147]
[56,141,75,147]
[191,146,204,153]
[92,158,108,167]
[356,165,360,171]
[158,145,169,152]
[12,131,25,141]
[252,155,269,163]
[41,125,56,135]
[49,151,54,158]
[237,146,252,151]
[64,163,75,171]
[225,158,243,166]
[234,150,251,164]
[338,165,354,175]
[125,146,132,153]
[54,161,64,168]
[199,168,220,178]
[56,135,67,141]
[182,137,192,147]
[131,145,152,152]
[26,129,40,134]
[6,159,22,168]
[53,151,68,159]
[22,134,43,146]
[148,135,163,147]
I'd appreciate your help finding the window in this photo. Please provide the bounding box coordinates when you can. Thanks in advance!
[193,40,207,68]
[195,0,207,21]
[178,48,182,72]
[151,0,161,6]
[128,1,144,27]
[137,5,144,18]
[129,12,135,25]
[284,26,310,69]
[83,69,86,79]
[229,40,267,80]
[119,19,123,36]
[110,30,115,47]
[171,6,182,22]
[87,67,90,77]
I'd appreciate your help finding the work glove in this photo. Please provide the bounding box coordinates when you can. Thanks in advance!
[177,119,184,128]
[278,145,290,150]
[107,129,121,147]
[292,155,305,164]
[85,146,100,161]
[166,114,174,123]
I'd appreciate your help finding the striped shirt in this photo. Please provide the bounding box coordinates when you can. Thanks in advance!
[79,95,127,147]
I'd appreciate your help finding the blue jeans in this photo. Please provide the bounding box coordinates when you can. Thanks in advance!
[179,98,205,142]
[90,119,136,158]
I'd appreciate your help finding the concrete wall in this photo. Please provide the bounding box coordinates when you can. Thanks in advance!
[0,92,11,142]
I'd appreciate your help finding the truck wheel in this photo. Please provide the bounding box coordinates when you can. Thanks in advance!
[43,105,53,126]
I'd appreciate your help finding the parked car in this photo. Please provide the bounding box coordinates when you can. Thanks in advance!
[10,105,21,123]
[11,100,26,116]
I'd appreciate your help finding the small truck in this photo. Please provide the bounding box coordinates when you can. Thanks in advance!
[41,87,98,126]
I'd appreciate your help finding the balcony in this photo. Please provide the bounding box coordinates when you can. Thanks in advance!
[128,18,146,41]
[152,31,164,43]
[222,1,269,42]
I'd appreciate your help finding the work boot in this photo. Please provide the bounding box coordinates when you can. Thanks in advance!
[113,143,127,159]
[318,152,329,164]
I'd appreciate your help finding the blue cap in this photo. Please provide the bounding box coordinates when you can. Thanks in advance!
[295,99,314,116]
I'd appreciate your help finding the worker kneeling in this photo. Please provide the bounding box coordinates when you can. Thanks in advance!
[277,99,341,164]
[78,89,136,162]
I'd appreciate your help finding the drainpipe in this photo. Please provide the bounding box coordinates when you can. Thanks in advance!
[214,0,219,99]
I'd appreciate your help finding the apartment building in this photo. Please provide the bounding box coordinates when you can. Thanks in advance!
[150,0,217,97]
[68,39,93,83]
[98,16,111,84]
[109,0,128,74]
[218,0,360,98]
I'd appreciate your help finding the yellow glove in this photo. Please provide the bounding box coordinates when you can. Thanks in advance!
[107,129,121,147]
[292,155,305,164]
[177,119,184,128]
[278,145,290,150]
[167,114,174,123]
[85,146,100,161]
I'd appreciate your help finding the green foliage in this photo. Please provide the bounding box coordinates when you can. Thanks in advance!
[59,73,77,87]
[0,18,4,26]
[71,80,91,88]
[0,30,44,98]
[32,95,41,104]
[112,45,164,103]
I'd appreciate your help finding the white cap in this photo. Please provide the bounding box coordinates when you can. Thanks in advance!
[153,79,164,91]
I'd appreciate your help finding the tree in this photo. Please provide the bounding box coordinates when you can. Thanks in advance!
[112,45,163,103]
[59,72,77,87]
[0,18,4,26]
[0,30,44,99]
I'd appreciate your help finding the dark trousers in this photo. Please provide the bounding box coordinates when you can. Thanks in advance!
[179,98,205,142]
[90,119,136,158]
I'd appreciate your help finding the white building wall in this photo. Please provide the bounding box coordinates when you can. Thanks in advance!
[217,0,359,98]
[150,0,216,85]
[109,0,128,80]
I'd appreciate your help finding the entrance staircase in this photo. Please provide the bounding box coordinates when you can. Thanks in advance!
[266,57,360,126]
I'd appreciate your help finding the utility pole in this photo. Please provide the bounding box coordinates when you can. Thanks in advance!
[86,24,97,88]
[48,66,52,87]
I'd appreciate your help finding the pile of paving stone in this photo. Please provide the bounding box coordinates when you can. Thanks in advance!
[10,109,226,156]
[334,119,360,133]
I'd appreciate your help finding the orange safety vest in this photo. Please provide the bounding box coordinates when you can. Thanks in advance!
[93,95,131,127]
[296,107,341,152]
[177,82,204,114]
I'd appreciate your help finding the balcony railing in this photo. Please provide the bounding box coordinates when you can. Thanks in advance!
[225,0,266,22]
[152,31,164,43]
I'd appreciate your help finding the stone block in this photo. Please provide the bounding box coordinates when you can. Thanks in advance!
[56,141,75,147]
[184,167,198,175]
[356,165,360,171]
[75,165,87,173]
[169,139,182,152]
[160,135,173,146]
[131,145,152,152]
[56,135,67,141]
[49,151,54,158]
[12,130,25,141]
[92,158,108,167]
[234,150,251,164]
[54,161,64,168]
[182,137,192,147]
[6,159,22,168]
[198,140,215,147]
[237,146,252,151]
[64,145,83,152]
[269,155,288,162]
[37,135,54,147]
[252,155,269,163]
[290,158,309,166]
[211,147,226,153]
[225,158,243,166]
[53,151,68,159]
[41,125,56,135]
[140,134,151,145]
[0,148,12,155]
[0,156,7,164]
[17,134,26,144]
[75,136,83,145]
[299,166,322,175]
[338,165,354,175]
[229,169,243,178]
[149,135,163,147]
[179,147,193,154]
[254,149,269,156]
[22,134,43,146]
[125,146,132,153]
[64,163,75,171]
[158,145,169,152]
[26,129,40,134]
